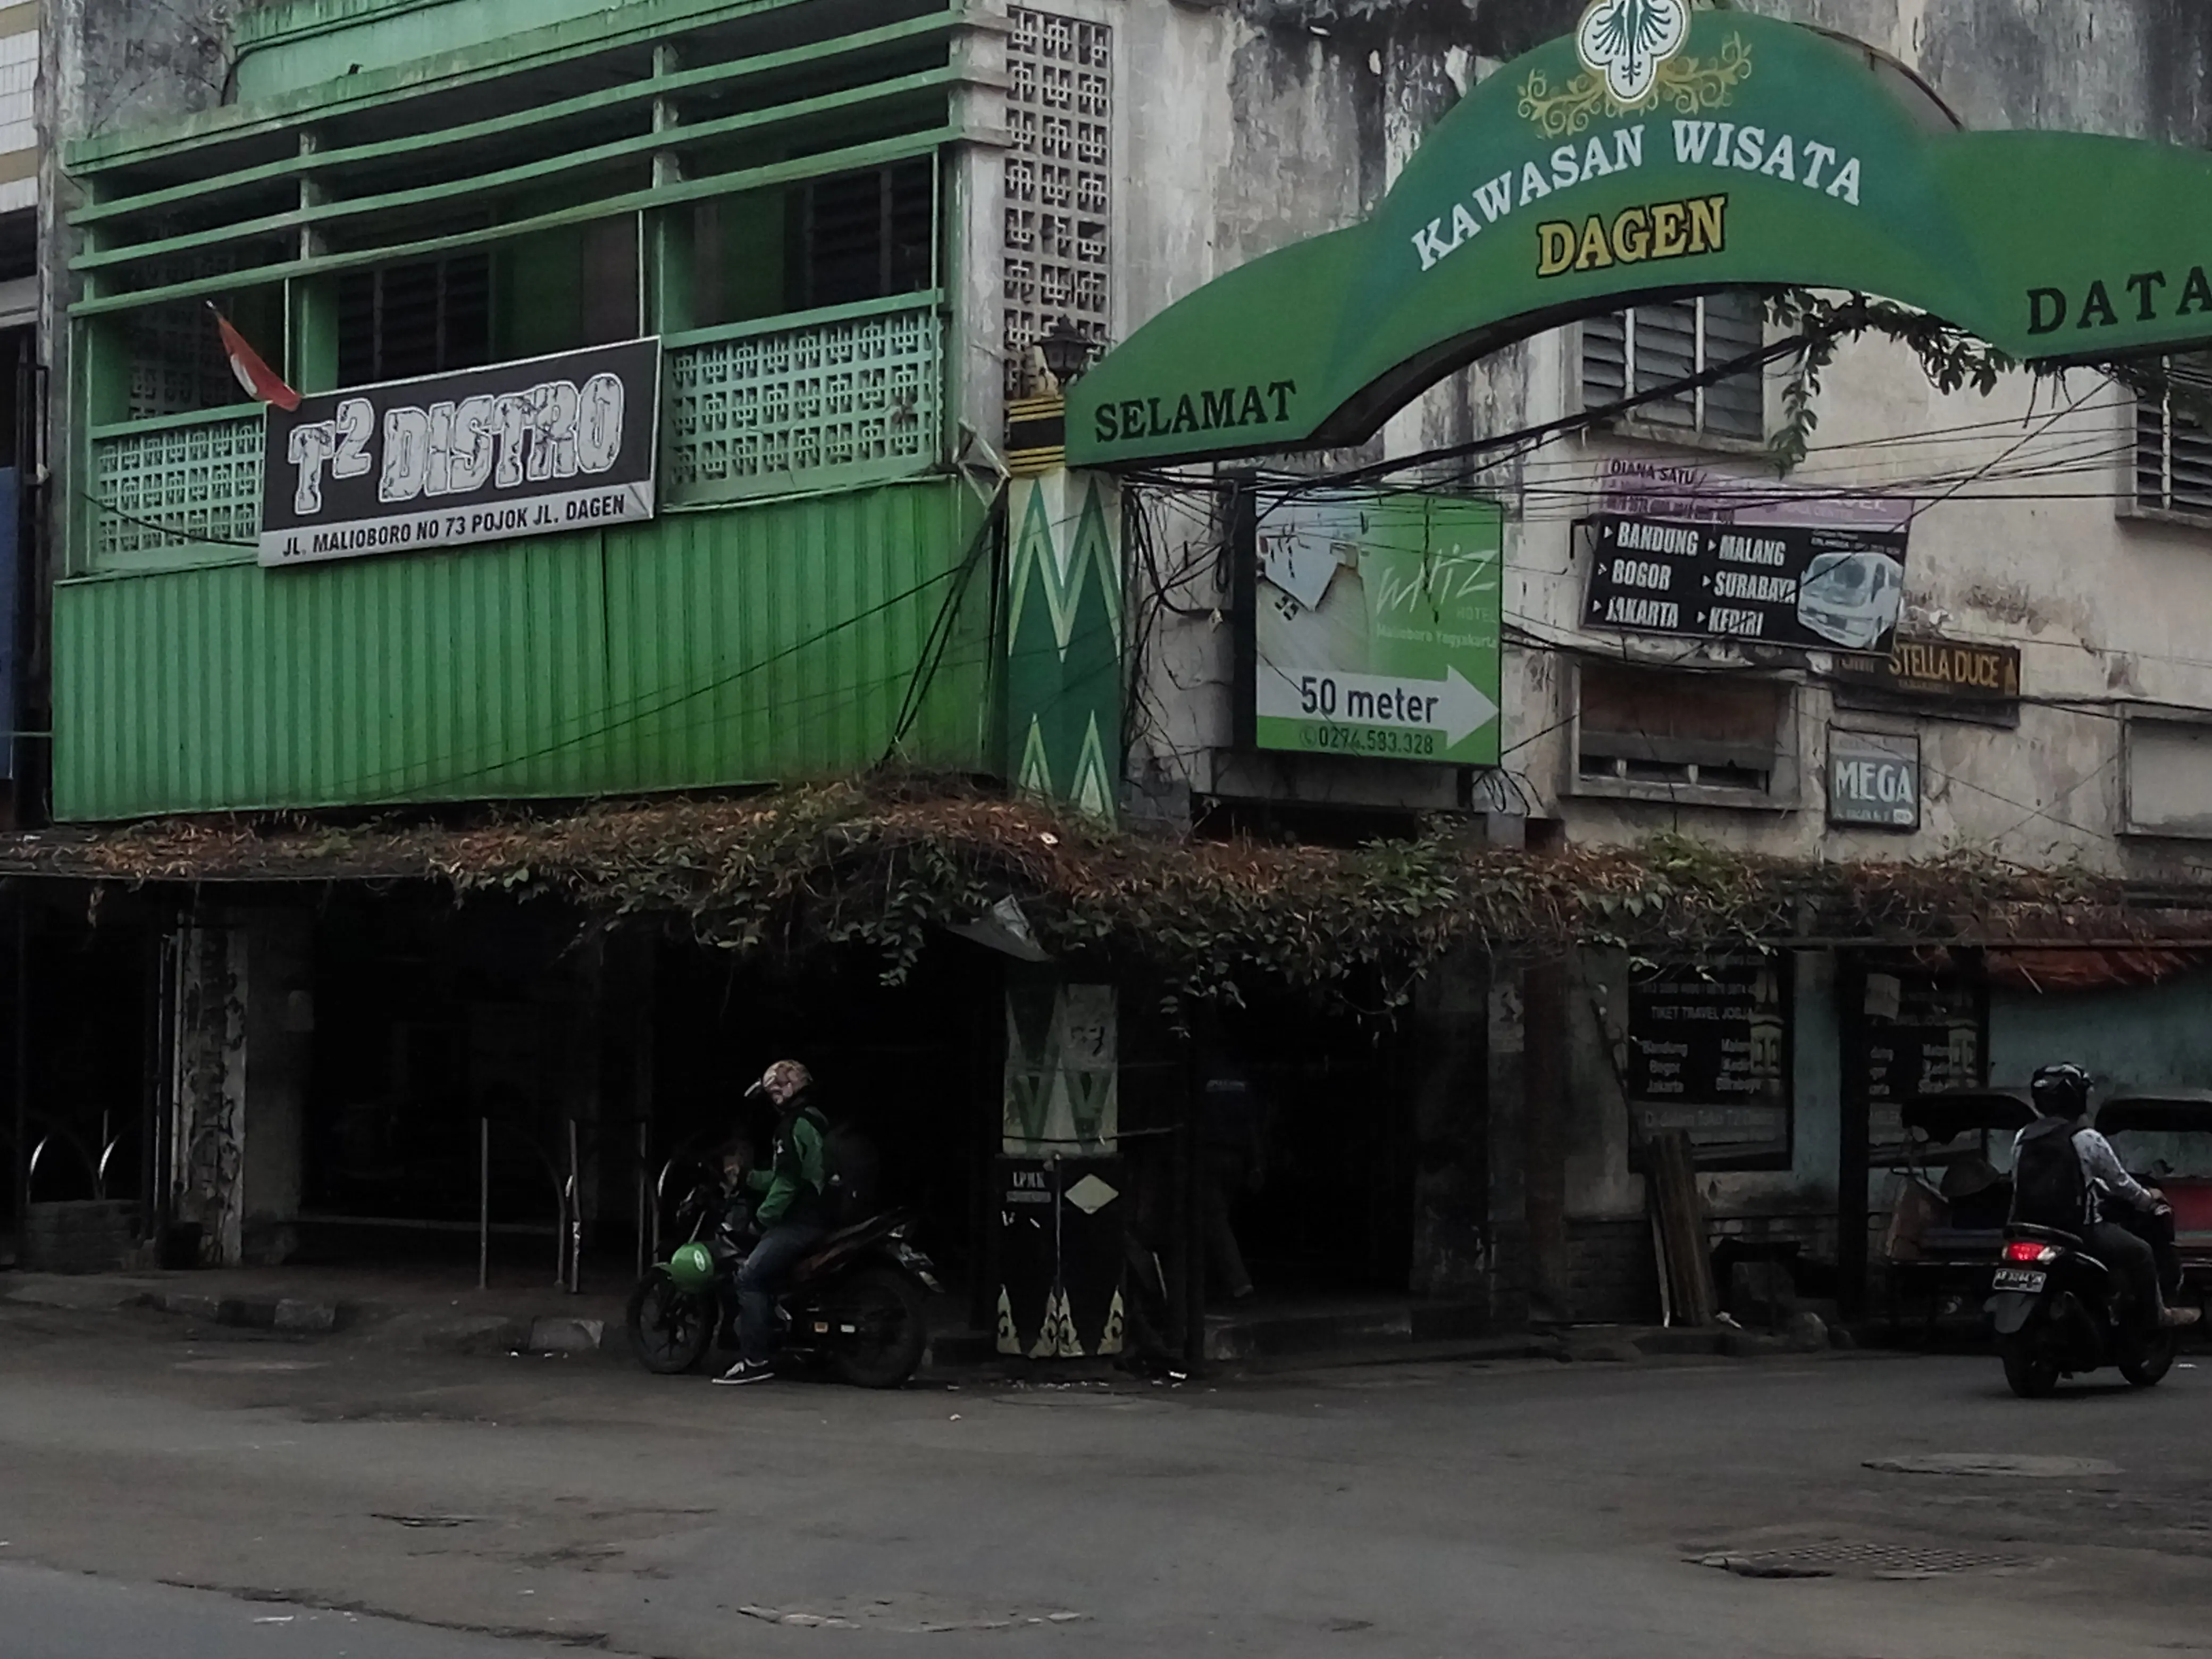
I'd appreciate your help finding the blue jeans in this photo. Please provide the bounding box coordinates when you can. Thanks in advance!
[736,1222,826,1362]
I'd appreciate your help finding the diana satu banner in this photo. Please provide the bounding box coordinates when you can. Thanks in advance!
[259,340,660,567]
[1247,493,1503,765]
[1070,3,2212,467]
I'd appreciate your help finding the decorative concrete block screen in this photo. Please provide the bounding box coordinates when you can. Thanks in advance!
[663,298,944,505]
[1002,7,1111,397]
[91,410,263,561]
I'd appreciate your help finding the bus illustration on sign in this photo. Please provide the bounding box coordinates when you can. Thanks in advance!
[1795,548,1906,651]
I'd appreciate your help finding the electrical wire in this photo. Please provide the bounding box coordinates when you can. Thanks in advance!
[83,491,259,551]
[1115,338,2203,858]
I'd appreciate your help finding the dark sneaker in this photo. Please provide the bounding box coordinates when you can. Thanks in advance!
[712,1359,776,1386]
[2159,1306,2203,1329]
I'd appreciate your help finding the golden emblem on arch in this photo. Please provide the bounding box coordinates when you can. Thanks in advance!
[1518,30,1754,140]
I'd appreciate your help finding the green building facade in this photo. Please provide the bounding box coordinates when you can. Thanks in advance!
[54,0,1059,819]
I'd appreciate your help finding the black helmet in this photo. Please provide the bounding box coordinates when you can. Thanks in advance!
[2031,1063,2093,1120]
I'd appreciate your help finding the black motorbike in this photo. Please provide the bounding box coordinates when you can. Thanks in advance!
[626,1158,941,1389]
[1987,1222,2179,1397]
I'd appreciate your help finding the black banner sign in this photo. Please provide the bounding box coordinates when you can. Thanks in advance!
[1627,959,1791,1168]
[1853,968,1984,1160]
[1583,514,1910,653]
[259,339,660,568]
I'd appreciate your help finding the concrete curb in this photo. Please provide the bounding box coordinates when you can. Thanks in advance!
[337,1310,615,1356]
[149,1291,349,1334]
[1201,1300,1490,1363]
[2,1280,156,1315]
[2,1276,616,1356]
[9,1276,1851,1372]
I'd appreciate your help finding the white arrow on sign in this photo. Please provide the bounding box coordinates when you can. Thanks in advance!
[1257,664,1498,747]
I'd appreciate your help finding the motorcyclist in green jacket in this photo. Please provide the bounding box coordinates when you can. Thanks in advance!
[714,1060,831,1386]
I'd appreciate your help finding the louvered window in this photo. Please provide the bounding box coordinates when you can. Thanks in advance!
[2135,356,2212,520]
[1582,291,1764,439]
[797,161,935,310]
[337,255,491,387]
[1576,659,1786,796]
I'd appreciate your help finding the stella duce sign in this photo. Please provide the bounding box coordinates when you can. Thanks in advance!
[1067,0,2212,467]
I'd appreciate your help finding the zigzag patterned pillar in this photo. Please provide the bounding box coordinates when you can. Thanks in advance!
[1004,467,1124,823]
[995,965,1127,1360]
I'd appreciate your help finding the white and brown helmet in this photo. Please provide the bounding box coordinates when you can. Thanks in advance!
[747,1059,814,1104]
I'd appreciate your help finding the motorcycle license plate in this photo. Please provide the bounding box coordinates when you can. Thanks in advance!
[1991,1268,2048,1292]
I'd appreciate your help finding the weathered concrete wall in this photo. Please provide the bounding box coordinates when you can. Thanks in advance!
[170,919,246,1265]
[238,907,310,1266]
[39,0,235,627]
[1407,947,1488,1295]
[1988,969,2212,1093]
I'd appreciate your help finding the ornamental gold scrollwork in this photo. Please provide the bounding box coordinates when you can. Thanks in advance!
[1517,35,1754,140]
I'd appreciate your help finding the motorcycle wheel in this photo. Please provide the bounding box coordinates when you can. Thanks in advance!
[2121,1329,2178,1388]
[1999,1333,2060,1398]
[626,1267,716,1375]
[825,1265,929,1390]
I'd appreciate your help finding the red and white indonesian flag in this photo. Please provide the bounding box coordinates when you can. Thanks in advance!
[208,302,300,412]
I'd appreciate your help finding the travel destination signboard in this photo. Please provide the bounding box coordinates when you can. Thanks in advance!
[1581,514,1910,653]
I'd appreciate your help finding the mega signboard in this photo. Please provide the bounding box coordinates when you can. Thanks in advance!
[1828,729,1921,829]
[259,340,660,567]
[1582,514,1909,652]
[1242,492,1503,765]
[1068,2,2212,467]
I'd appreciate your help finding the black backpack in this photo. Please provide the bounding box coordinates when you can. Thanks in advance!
[2010,1116,2089,1231]
[822,1118,882,1226]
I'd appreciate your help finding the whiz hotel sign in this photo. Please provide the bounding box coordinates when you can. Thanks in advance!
[1243,493,1503,766]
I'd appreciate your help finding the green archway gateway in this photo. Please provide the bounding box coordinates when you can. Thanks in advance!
[1067,4,2212,468]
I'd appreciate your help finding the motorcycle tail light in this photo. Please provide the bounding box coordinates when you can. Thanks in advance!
[2004,1240,2058,1263]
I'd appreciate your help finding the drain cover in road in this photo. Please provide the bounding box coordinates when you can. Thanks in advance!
[1865,1453,2119,1478]
[1697,1541,2036,1580]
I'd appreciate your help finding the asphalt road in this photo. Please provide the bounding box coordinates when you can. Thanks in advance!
[5,1297,2212,1658]
[4,1563,560,1659]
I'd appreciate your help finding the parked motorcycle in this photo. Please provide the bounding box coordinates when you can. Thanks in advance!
[1987,1222,2179,1397]
[626,1157,940,1389]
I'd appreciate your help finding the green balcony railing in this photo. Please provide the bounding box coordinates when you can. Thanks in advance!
[82,294,948,566]
[661,292,944,507]
[88,405,265,564]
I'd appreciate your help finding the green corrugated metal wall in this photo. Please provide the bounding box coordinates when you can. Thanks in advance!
[54,480,994,819]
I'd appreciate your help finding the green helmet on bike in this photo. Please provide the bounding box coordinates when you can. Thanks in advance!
[665,1242,716,1292]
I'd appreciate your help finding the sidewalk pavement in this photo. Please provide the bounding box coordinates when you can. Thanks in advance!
[0,1263,626,1357]
[1,1262,979,1370]
[1,1262,1853,1374]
